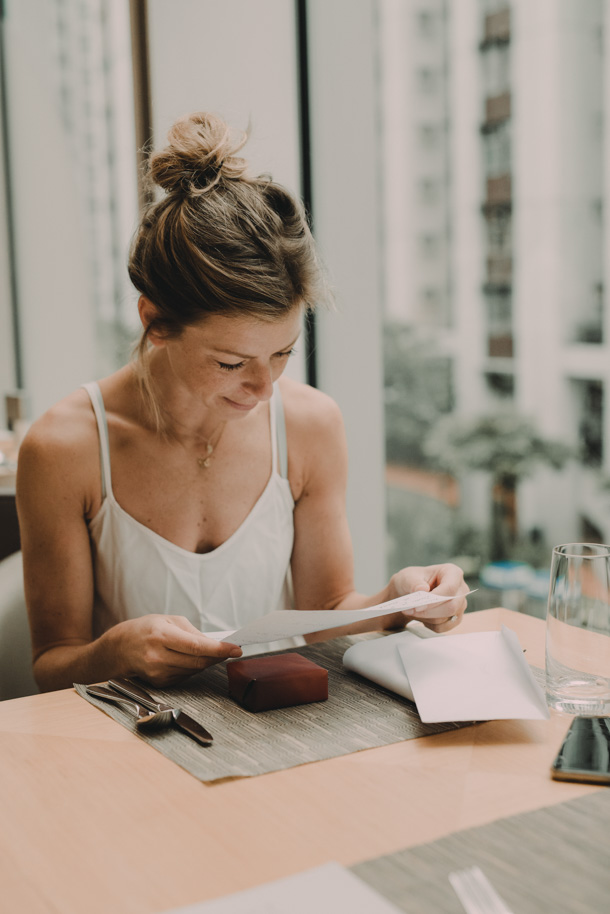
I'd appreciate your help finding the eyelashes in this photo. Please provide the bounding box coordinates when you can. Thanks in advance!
[217,348,297,372]
[218,360,246,372]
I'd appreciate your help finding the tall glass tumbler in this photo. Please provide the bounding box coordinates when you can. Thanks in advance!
[546,543,610,715]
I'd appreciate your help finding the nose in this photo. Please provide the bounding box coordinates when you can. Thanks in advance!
[243,363,274,401]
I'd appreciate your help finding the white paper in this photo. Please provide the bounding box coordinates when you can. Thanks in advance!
[342,622,439,701]
[205,590,465,647]
[160,862,402,914]
[397,625,549,722]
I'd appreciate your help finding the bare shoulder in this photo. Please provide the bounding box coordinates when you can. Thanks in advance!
[20,388,96,463]
[17,388,99,512]
[278,377,347,498]
[279,376,344,435]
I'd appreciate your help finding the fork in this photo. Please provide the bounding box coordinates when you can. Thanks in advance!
[449,866,514,914]
[85,684,174,730]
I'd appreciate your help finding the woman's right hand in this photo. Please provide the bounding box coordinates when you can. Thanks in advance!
[109,614,243,686]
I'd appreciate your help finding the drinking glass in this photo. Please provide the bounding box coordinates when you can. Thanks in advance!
[545,543,610,715]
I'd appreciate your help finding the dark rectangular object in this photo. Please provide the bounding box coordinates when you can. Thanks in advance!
[0,491,20,561]
[551,717,610,785]
[227,653,328,712]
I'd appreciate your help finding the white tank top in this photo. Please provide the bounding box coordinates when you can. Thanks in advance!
[84,382,295,643]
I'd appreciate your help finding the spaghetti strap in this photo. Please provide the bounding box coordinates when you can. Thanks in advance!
[274,384,288,479]
[82,382,113,501]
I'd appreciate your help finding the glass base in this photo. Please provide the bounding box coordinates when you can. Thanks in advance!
[546,678,610,716]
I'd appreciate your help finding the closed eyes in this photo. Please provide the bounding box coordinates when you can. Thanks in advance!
[217,348,296,372]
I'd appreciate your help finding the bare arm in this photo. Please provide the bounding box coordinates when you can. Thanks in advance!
[17,400,240,692]
[286,384,468,637]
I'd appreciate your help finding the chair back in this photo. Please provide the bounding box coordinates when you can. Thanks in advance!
[0,491,20,561]
[0,492,38,699]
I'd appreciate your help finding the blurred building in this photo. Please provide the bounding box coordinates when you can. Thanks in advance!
[381,0,610,555]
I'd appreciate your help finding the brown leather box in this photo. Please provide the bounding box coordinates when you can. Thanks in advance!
[226,653,329,712]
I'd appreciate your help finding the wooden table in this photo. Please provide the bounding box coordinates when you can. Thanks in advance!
[0,609,601,914]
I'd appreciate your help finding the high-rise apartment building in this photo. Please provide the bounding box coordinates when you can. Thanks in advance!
[381,0,452,332]
[382,0,610,561]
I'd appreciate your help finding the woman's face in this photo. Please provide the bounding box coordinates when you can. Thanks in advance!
[157,307,303,418]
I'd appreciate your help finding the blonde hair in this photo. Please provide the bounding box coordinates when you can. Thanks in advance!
[128,112,325,428]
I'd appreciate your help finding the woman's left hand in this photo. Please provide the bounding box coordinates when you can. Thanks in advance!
[383,563,470,633]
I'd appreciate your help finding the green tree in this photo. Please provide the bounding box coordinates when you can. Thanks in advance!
[384,322,453,467]
[424,411,572,561]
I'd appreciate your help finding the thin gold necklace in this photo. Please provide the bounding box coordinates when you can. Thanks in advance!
[196,422,226,469]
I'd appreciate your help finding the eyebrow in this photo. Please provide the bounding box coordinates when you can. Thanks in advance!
[211,334,301,360]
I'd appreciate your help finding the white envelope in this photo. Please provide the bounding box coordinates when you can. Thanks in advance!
[343,622,437,702]
[343,624,549,722]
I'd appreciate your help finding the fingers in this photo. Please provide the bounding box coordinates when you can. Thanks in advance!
[169,633,242,660]
[393,563,466,597]
[422,563,468,596]
[156,616,241,657]
[393,567,431,595]
[121,615,243,683]
[165,636,242,668]
[421,613,462,634]
[411,595,466,626]
[393,563,469,626]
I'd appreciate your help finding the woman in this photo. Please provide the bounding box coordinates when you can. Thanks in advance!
[17,112,468,691]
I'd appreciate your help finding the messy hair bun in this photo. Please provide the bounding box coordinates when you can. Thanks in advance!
[149,111,249,196]
[129,110,327,429]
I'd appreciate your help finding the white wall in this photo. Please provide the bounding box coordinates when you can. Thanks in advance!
[513,0,608,542]
[148,0,301,190]
[451,0,486,417]
[147,0,305,382]
[450,0,492,535]
[3,0,97,420]
[307,0,386,592]
[379,0,415,324]
[0,71,16,427]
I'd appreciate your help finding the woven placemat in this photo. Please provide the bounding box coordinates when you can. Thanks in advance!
[352,789,610,913]
[74,636,473,783]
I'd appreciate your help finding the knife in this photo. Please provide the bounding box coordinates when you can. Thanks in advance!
[108,678,214,746]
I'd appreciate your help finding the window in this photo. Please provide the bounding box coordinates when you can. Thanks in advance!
[1,0,139,420]
[485,372,514,400]
[418,177,440,204]
[482,121,511,176]
[418,67,438,94]
[377,0,609,609]
[419,123,441,149]
[417,9,437,39]
[419,233,441,259]
[5,0,610,609]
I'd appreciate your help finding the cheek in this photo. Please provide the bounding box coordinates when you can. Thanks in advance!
[213,370,244,393]
[270,354,292,380]
[184,361,224,393]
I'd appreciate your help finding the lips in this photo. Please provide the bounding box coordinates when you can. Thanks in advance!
[225,397,258,411]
